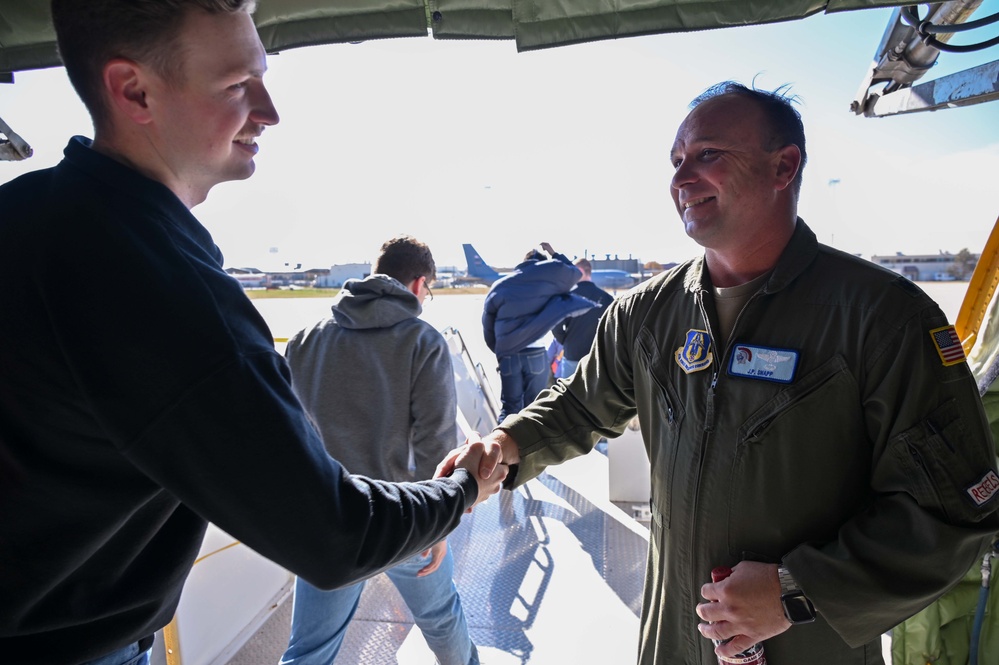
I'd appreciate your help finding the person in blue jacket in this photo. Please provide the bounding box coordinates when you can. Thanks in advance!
[552,257,615,379]
[482,245,597,420]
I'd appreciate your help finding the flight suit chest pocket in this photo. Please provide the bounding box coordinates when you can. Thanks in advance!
[637,328,686,529]
[881,398,999,524]
[728,355,866,557]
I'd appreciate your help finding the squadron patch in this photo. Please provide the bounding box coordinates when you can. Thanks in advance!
[929,325,966,366]
[728,343,799,384]
[675,329,713,374]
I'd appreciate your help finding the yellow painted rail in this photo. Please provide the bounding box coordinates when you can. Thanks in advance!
[956,214,999,354]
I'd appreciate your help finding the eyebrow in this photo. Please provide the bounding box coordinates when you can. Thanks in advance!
[670,134,718,160]
[219,64,267,79]
[211,50,268,79]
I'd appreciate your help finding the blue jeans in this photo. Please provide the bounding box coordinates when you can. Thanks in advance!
[556,357,579,379]
[497,347,549,421]
[281,546,478,665]
[81,639,152,665]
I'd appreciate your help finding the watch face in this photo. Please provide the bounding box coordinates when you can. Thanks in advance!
[782,592,816,624]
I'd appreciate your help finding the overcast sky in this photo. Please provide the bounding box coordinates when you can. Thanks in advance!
[2,3,998,271]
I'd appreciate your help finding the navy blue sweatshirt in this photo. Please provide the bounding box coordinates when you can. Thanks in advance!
[0,138,476,663]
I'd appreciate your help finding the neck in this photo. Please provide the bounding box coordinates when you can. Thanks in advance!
[705,215,797,287]
[92,129,202,209]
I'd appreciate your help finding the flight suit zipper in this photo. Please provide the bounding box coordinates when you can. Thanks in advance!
[689,290,718,658]
[689,285,764,659]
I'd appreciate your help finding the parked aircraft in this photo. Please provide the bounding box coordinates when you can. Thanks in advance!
[590,268,640,290]
[460,243,507,285]
[461,243,639,290]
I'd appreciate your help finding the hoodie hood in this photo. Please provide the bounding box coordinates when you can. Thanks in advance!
[331,274,421,330]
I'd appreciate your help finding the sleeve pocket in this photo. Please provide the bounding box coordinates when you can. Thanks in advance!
[880,398,999,524]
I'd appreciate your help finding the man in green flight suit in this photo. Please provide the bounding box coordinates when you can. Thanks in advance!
[441,81,999,664]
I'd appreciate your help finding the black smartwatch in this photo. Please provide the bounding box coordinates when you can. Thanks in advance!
[778,565,816,624]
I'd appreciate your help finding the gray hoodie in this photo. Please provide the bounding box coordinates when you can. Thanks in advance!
[284,274,458,481]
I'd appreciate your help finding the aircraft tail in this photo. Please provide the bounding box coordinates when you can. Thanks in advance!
[462,244,502,285]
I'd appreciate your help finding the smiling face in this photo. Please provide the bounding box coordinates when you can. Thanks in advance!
[669,94,791,255]
[145,8,279,206]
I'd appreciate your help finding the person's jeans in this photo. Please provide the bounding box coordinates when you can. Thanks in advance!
[556,357,579,379]
[498,347,549,421]
[281,546,478,665]
[81,639,152,665]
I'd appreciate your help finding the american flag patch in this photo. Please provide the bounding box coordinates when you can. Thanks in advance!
[930,325,966,366]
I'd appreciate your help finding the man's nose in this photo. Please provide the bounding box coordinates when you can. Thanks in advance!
[252,83,280,126]
[671,158,696,189]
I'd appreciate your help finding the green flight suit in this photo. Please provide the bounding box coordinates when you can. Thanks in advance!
[500,220,999,665]
[889,385,999,665]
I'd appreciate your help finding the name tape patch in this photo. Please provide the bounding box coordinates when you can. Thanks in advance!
[930,325,967,366]
[728,344,799,384]
[967,470,999,507]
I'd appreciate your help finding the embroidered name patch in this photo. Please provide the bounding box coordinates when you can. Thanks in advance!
[728,344,799,384]
[675,329,713,374]
[967,470,999,507]
[930,325,966,366]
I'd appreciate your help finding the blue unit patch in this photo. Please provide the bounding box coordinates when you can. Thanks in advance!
[675,329,713,374]
[728,343,799,383]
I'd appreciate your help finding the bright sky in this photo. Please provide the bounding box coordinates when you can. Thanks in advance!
[2,4,998,271]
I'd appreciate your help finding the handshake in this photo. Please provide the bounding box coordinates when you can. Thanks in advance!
[435,430,521,511]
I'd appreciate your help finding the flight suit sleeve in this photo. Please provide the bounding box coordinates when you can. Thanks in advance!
[784,303,999,647]
[500,294,640,486]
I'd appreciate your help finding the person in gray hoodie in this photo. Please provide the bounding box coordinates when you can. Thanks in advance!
[280,235,479,665]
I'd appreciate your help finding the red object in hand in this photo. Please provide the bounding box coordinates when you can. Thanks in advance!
[712,566,734,583]
[709,566,768,665]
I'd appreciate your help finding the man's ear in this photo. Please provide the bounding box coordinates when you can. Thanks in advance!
[407,276,423,298]
[773,144,802,192]
[103,58,154,125]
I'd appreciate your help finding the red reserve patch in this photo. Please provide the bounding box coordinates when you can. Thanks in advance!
[967,470,999,507]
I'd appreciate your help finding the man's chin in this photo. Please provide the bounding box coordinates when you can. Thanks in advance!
[191,164,257,205]
[236,160,257,180]
[220,162,257,185]
[683,219,715,247]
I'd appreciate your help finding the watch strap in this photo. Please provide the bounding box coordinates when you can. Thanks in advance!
[777,564,799,595]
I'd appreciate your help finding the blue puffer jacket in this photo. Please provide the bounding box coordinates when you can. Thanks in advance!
[482,257,597,356]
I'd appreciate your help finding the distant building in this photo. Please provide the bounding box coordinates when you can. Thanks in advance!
[226,266,326,289]
[871,251,979,281]
[266,269,316,288]
[589,254,641,275]
[226,268,271,289]
[315,262,371,288]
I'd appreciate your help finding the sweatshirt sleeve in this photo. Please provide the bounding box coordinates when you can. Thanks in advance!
[409,333,460,480]
[125,350,477,590]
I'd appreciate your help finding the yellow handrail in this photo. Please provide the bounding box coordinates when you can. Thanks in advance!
[955,214,999,354]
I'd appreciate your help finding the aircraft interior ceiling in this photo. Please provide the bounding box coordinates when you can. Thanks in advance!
[0,0,917,73]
